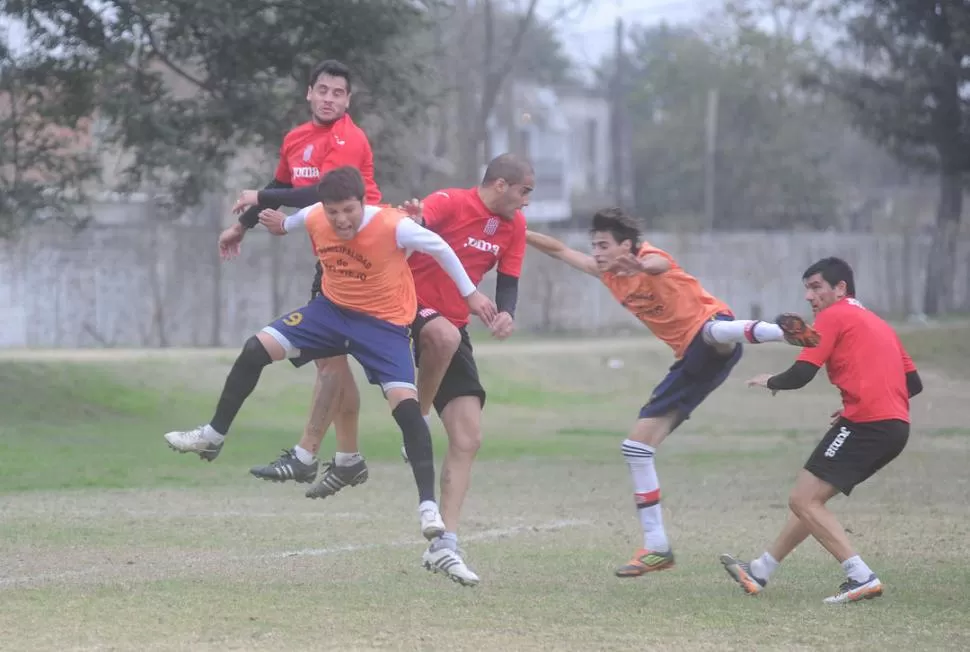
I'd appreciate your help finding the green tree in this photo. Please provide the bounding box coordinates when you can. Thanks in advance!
[618,21,842,230]
[815,0,970,314]
[0,40,99,235]
[2,0,433,217]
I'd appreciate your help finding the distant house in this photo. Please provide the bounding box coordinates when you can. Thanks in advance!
[484,81,617,225]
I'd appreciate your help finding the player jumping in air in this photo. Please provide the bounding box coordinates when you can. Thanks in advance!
[721,257,923,604]
[253,153,534,586]
[221,59,379,486]
[525,208,820,577]
[163,167,498,540]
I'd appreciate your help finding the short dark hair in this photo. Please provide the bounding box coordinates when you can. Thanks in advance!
[481,153,534,186]
[802,257,855,296]
[590,207,641,252]
[308,59,352,91]
[316,167,365,204]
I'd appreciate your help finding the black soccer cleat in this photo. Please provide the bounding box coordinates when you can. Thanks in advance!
[250,449,319,484]
[305,458,369,499]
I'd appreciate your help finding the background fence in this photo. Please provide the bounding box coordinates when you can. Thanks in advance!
[2,221,968,348]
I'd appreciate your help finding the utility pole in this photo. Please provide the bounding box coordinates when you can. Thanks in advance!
[704,87,719,231]
[609,17,626,207]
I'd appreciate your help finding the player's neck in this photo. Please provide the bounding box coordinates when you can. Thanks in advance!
[310,114,343,128]
[476,187,506,218]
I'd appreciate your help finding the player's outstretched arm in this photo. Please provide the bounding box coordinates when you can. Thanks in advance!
[525,230,599,276]
[235,179,293,226]
[257,203,320,236]
[396,219,498,324]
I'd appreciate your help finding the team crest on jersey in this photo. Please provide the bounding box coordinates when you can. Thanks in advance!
[302,144,314,162]
[483,217,500,236]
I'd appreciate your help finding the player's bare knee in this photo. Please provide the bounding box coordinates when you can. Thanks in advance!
[630,415,675,448]
[421,319,461,359]
[254,332,286,361]
[787,489,816,517]
[385,386,418,409]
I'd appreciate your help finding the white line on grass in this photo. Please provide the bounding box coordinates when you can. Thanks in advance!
[254,518,592,560]
[0,518,592,588]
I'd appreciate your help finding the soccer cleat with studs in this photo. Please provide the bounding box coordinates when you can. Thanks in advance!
[304,458,368,499]
[250,449,318,484]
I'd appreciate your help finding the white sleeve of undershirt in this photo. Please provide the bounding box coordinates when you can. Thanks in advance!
[282,203,320,234]
[395,219,476,297]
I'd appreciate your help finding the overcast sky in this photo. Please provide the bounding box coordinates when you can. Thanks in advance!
[538,0,713,73]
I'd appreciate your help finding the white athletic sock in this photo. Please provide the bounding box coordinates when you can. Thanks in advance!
[842,555,874,583]
[621,439,669,552]
[334,451,363,467]
[750,551,779,581]
[423,414,431,427]
[705,320,784,345]
[293,445,316,465]
[202,424,225,444]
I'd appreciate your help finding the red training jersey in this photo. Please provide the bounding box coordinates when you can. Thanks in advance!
[797,297,916,423]
[274,113,381,204]
[407,188,526,327]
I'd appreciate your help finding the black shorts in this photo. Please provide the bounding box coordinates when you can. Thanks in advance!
[804,417,909,496]
[310,261,323,300]
[411,306,486,415]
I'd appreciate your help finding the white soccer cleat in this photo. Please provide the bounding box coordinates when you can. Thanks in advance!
[164,426,223,462]
[823,574,883,604]
[422,545,480,586]
[419,503,445,540]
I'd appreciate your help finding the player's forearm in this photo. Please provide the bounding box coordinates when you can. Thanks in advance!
[258,185,320,209]
[767,361,820,391]
[906,370,923,398]
[495,272,519,317]
[238,179,292,228]
[525,230,566,257]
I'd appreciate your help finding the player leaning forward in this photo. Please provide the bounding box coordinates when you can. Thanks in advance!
[722,256,923,604]
[163,167,497,539]
[525,208,820,576]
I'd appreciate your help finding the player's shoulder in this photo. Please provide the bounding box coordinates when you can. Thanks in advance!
[342,114,370,137]
[425,187,468,202]
[511,209,528,230]
[283,121,316,141]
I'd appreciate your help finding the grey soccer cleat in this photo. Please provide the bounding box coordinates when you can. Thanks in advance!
[305,458,369,499]
[250,449,319,484]
[720,553,767,595]
[164,426,224,462]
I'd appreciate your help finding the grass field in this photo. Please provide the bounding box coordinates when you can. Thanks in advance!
[2,326,969,651]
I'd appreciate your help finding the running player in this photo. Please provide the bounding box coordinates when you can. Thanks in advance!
[221,59,378,485]
[720,257,923,604]
[253,153,534,586]
[524,207,820,577]
[163,167,498,540]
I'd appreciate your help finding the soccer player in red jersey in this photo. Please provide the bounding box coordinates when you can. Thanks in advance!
[253,153,533,586]
[721,257,924,604]
[220,60,380,488]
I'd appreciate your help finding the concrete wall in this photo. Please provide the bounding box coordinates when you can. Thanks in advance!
[1,221,967,348]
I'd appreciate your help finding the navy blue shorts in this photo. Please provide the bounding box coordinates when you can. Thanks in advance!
[639,314,742,426]
[262,296,415,393]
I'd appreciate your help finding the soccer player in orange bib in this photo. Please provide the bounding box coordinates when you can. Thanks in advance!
[525,208,820,577]
[164,167,497,540]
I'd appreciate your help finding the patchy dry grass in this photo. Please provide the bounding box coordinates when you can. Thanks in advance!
[1,327,968,650]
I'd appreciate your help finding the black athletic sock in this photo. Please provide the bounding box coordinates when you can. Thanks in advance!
[210,336,273,434]
[393,398,436,503]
